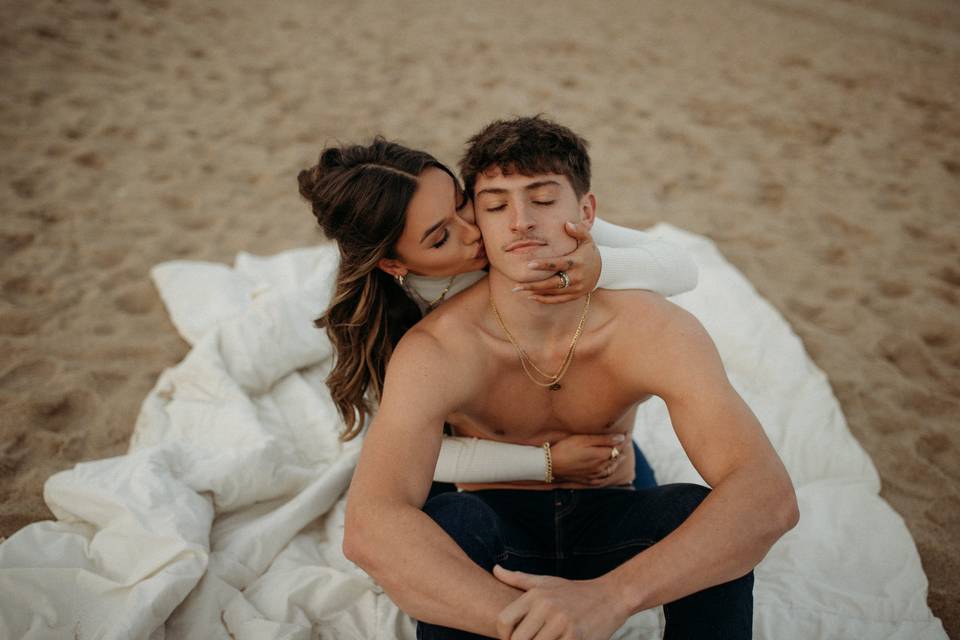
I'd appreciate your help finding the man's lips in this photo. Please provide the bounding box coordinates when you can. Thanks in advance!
[505,239,548,253]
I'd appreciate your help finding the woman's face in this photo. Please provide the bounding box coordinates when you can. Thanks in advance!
[388,166,487,277]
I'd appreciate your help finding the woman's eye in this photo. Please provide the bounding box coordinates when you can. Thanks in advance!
[486,204,506,212]
[432,229,450,249]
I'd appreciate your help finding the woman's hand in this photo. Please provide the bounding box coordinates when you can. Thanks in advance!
[514,222,601,304]
[550,433,633,486]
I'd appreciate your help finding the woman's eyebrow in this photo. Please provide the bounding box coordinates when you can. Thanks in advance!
[419,218,446,244]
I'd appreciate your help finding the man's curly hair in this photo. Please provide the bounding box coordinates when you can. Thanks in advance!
[459,115,591,198]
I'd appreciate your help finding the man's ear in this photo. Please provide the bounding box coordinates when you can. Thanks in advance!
[578,192,597,230]
[377,258,408,278]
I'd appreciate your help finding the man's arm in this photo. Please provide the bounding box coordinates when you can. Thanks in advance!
[596,298,799,614]
[342,329,521,637]
[495,295,798,639]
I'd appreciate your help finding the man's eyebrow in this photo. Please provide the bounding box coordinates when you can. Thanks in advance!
[524,179,562,191]
[419,218,446,243]
[475,179,562,197]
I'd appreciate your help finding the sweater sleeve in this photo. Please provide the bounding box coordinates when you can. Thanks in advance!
[591,217,699,296]
[434,436,547,483]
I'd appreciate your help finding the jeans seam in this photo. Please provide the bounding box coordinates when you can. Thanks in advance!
[569,539,655,556]
[501,546,555,560]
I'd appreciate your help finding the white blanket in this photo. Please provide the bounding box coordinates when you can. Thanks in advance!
[0,224,947,639]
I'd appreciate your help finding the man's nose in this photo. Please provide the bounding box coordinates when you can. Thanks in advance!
[509,202,535,232]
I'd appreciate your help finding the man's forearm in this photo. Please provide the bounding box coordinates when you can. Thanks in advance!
[345,499,520,636]
[602,462,797,615]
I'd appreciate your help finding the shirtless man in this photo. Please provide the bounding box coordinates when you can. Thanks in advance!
[343,116,799,639]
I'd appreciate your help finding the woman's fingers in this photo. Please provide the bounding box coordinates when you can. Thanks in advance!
[515,270,580,293]
[563,220,593,242]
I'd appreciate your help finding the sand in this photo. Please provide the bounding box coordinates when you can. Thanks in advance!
[1,0,957,634]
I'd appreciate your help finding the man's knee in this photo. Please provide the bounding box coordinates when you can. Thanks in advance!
[422,492,503,570]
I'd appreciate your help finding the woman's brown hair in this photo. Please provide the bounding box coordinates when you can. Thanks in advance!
[298,138,457,440]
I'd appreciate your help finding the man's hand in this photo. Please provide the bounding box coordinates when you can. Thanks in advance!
[493,566,629,640]
[514,222,601,304]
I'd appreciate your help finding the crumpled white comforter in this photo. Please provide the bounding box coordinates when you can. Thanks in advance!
[0,224,947,639]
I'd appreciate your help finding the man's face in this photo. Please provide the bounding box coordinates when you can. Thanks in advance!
[473,167,594,283]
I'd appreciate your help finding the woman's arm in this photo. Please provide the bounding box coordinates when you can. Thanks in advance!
[434,437,545,483]
[434,434,628,484]
[517,217,699,302]
[591,217,698,296]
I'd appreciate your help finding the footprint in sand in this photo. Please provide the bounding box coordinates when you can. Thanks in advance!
[785,297,824,323]
[9,177,37,200]
[934,266,960,288]
[877,334,941,380]
[0,359,58,392]
[92,323,114,336]
[89,245,129,270]
[114,284,158,315]
[0,231,35,257]
[915,432,960,483]
[877,279,912,299]
[924,495,960,530]
[2,275,52,306]
[898,389,959,420]
[73,151,106,170]
[88,370,129,395]
[32,389,98,434]
[0,310,36,336]
[0,433,27,478]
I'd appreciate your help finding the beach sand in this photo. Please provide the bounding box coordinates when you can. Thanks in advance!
[1,0,957,634]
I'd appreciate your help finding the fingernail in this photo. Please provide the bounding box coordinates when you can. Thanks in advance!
[613,435,625,443]
[527,262,538,269]
[512,286,523,292]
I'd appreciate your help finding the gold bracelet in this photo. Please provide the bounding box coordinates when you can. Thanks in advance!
[543,442,553,483]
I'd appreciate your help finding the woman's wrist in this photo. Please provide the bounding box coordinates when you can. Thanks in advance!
[543,442,554,483]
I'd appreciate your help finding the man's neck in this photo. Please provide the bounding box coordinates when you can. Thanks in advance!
[486,270,590,346]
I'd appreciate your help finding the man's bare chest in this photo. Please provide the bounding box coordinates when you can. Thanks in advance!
[447,354,641,444]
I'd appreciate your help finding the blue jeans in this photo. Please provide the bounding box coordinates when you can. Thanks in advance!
[416,484,754,639]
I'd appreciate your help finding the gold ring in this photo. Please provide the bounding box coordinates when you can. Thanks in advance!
[610,446,620,460]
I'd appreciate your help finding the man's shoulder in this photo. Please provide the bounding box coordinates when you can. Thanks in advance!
[409,281,487,344]
[594,288,691,331]
[595,289,709,362]
[393,287,486,366]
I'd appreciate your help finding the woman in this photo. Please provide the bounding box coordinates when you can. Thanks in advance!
[297,138,697,490]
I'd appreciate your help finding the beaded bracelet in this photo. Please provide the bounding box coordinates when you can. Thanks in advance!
[543,442,554,483]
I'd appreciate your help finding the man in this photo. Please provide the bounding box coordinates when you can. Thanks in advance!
[343,116,798,639]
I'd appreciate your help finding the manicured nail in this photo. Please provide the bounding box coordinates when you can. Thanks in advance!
[527,262,538,269]
[512,286,524,292]
[613,435,625,443]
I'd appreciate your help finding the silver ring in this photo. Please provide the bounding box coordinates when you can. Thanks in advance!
[557,271,570,289]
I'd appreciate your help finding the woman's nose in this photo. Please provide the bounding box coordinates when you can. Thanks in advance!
[457,214,481,244]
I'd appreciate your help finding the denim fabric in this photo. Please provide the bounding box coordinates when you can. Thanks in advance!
[416,484,754,639]
[427,440,657,502]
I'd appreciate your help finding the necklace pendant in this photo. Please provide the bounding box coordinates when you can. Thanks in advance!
[548,382,562,391]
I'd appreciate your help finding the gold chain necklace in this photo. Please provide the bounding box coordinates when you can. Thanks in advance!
[489,290,591,391]
[403,274,457,311]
